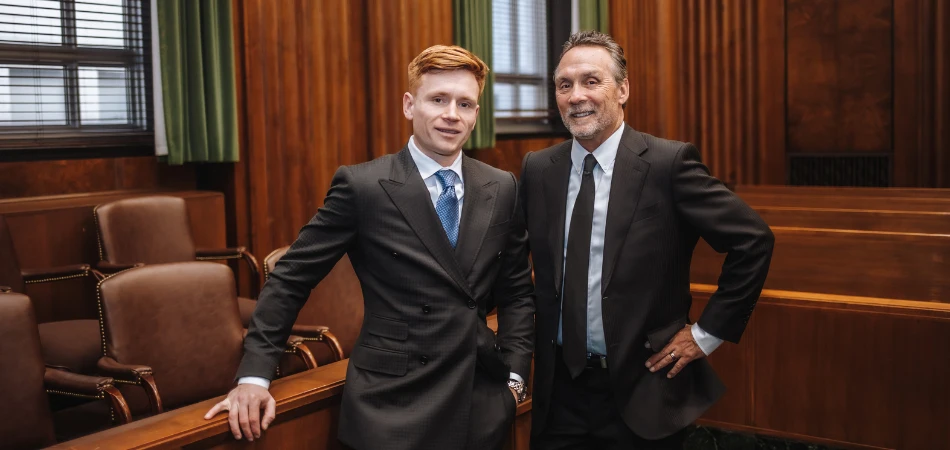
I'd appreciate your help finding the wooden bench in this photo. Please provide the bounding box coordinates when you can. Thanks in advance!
[690,283,950,450]
[736,185,950,199]
[691,226,950,303]
[748,206,950,234]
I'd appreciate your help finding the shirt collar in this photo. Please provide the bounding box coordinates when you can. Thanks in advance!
[570,123,624,174]
[408,136,464,182]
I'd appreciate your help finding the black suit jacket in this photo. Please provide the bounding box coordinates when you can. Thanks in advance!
[238,148,535,450]
[521,125,773,440]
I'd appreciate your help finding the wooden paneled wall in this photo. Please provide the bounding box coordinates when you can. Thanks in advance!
[366,0,454,157]
[607,0,950,187]
[0,157,195,199]
[610,0,787,185]
[215,0,453,300]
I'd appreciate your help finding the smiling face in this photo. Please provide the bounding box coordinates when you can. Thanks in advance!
[554,45,629,151]
[403,70,480,166]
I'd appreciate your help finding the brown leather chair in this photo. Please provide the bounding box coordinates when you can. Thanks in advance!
[0,215,102,376]
[93,195,261,324]
[0,290,131,449]
[264,246,361,364]
[96,262,316,413]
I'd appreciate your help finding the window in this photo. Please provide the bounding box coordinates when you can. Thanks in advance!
[492,0,570,135]
[0,0,152,155]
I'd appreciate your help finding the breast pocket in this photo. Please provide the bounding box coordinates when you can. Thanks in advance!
[484,220,511,239]
[633,201,662,223]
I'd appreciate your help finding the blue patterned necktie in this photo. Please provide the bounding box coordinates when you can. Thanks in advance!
[434,169,460,247]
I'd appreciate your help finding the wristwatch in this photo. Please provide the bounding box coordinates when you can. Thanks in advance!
[507,379,527,403]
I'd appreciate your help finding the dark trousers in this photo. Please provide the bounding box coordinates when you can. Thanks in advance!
[532,348,686,450]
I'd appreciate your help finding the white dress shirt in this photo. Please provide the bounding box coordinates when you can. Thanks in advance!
[240,137,522,389]
[556,124,723,357]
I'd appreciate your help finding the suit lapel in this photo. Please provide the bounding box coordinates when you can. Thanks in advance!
[380,148,474,299]
[541,142,573,295]
[455,156,498,278]
[601,126,650,293]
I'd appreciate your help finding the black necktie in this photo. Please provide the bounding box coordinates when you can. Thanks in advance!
[562,154,597,378]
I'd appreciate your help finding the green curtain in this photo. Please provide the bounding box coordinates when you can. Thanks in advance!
[158,0,239,164]
[578,0,610,33]
[453,0,495,150]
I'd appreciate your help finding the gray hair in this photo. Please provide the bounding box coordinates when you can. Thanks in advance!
[559,30,627,83]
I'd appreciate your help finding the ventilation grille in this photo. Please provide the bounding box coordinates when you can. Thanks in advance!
[787,154,891,187]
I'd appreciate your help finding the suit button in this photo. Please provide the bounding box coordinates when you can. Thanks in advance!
[467,299,476,309]
[419,355,429,365]
[551,340,555,347]
[554,293,559,300]
[494,343,501,351]
[422,304,431,314]
[496,251,503,259]
[602,296,608,301]
[391,252,398,257]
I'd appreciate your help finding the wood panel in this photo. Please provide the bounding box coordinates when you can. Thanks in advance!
[0,190,227,323]
[365,0,454,157]
[609,0,786,185]
[0,157,195,200]
[894,0,950,187]
[467,136,568,176]
[786,0,893,155]
[690,284,950,450]
[53,360,536,450]
[752,207,950,234]
[221,0,370,298]
[692,227,950,302]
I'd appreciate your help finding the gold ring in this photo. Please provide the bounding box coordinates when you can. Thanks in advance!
[669,351,676,360]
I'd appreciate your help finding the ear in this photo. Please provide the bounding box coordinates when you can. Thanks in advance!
[617,78,630,106]
[403,92,414,120]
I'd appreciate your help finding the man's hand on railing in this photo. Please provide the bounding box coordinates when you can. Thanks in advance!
[204,383,276,442]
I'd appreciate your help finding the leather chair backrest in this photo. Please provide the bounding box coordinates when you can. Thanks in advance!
[264,246,363,359]
[0,292,56,449]
[95,196,196,264]
[98,262,244,410]
[0,216,26,293]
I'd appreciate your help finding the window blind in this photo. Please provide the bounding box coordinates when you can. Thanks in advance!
[492,0,551,121]
[0,0,152,150]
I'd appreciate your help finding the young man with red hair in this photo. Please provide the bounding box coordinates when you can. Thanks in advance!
[206,45,535,450]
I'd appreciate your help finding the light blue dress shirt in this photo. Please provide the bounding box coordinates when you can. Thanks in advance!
[556,124,723,357]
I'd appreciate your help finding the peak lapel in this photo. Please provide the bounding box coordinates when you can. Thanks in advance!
[455,156,498,278]
[379,149,474,299]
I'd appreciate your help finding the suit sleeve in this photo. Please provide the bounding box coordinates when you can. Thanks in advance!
[492,171,536,380]
[236,166,359,379]
[671,143,774,343]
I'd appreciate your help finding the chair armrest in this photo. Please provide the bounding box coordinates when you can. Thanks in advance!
[284,337,317,370]
[96,261,144,275]
[196,246,261,296]
[290,325,345,362]
[97,356,163,414]
[21,264,91,284]
[44,367,132,424]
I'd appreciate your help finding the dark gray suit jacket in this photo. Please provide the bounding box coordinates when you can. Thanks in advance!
[521,125,774,440]
[238,148,535,450]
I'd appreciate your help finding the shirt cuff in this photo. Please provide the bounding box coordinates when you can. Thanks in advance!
[238,376,271,389]
[509,372,524,383]
[691,323,724,356]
